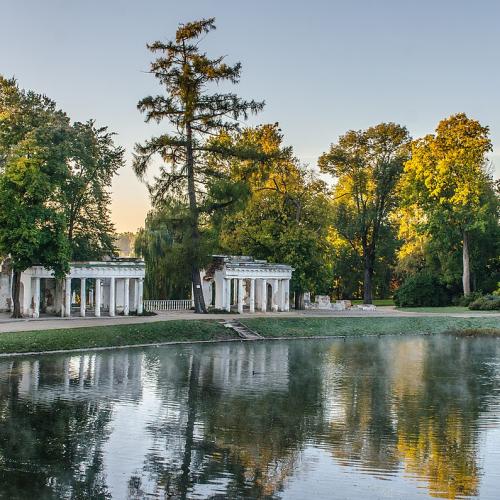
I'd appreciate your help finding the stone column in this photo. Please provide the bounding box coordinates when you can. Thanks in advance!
[233,279,238,305]
[225,278,231,312]
[109,277,115,317]
[278,280,287,312]
[215,274,224,309]
[134,279,139,312]
[271,279,279,312]
[124,278,130,316]
[249,278,255,313]
[237,279,244,313]
[95,278,101,317]
[80,278,86,317]
[284,279,290,311]
[260,279,267,312]
[137,278,144,314]
[65,277,71,318]
[33,277,40,318]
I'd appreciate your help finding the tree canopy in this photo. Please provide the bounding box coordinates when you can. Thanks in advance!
[319,123,411,303]
[400,113,494,296]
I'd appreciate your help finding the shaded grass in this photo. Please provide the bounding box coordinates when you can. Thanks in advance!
[352,299,395,306]
[0,320,233,355]
[242,316,500,338]
[397,306,471,313]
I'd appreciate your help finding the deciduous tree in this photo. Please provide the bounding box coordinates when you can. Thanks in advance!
[319,123,410,303]
[64,120,124,260]
[400,113,493,296]
[0,78,70,316]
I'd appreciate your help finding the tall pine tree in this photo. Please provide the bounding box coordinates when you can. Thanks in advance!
[134,18,264,312]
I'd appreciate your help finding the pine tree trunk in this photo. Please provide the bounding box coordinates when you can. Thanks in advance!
[462,230,471,296]
[185,122,206,314]
[363,250,374,304]
[11,270,22,318]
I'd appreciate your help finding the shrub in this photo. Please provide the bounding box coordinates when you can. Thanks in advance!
[469,295,500,311]
[456,291,483,307]
[394,272,450,307]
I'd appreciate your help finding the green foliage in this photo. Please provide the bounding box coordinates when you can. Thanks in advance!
[468,295,500,311]
[319,123,411,303]
[0,77,71,276]
[394,272,451,307]
[456,291,483,307]
[1,76,123,264]
[64,120,124,260]
[134,204,198,299]
[216,125,333,301]
[400,113,495,296]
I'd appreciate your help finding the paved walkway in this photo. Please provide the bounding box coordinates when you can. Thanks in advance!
[0,307,498,334]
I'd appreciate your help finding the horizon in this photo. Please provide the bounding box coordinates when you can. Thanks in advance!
[2,0,499,232]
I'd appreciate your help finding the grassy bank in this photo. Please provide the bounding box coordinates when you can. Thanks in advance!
[0,316,498,355]
[242,316,500,338]
[0,320,233,355]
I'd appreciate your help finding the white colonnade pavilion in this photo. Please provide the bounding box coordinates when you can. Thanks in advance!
[20,259,145,318]
[200,256,294,313]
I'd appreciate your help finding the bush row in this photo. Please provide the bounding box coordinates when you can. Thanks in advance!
[394,273,500,310]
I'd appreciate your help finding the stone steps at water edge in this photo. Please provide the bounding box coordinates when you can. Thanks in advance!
[220,320,263,340]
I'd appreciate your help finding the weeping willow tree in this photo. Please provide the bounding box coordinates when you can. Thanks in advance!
[134,205,194,300]
[134,18,264,313]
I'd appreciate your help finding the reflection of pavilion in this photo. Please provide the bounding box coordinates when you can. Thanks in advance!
[0,351,144,402]
[197,342,290,393]
[0,258,145,318]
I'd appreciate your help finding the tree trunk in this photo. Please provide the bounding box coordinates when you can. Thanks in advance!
[185,122,206,314]
[294,291,304,310]
[363,251,374,304]
[462,230,471,296]
[11,270,22,318]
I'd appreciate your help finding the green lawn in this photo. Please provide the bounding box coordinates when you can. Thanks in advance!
[242,316,500,338]
[0,320,232,355]
[352,299,395,306]
[397,306,491,313]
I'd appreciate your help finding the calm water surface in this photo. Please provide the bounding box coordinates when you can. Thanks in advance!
[1,335,500,499]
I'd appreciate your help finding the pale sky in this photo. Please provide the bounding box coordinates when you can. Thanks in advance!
[1,0,499,232]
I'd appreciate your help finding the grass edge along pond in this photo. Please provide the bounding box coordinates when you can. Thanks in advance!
[0,316,499,355]
[241,316,500,338]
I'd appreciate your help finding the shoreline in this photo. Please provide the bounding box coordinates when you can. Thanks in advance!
[0,315,498,358]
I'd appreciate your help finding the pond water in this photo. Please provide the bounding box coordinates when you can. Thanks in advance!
[1,335,500,499]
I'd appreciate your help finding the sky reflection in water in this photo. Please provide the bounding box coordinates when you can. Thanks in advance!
[0,335,499,499]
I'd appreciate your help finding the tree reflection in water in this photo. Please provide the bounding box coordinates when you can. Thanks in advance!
[0,336,498,499]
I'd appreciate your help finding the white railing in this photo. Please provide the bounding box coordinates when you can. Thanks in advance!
[144,299,193,312]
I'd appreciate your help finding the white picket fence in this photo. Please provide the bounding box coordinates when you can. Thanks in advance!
[144,299,192,312]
